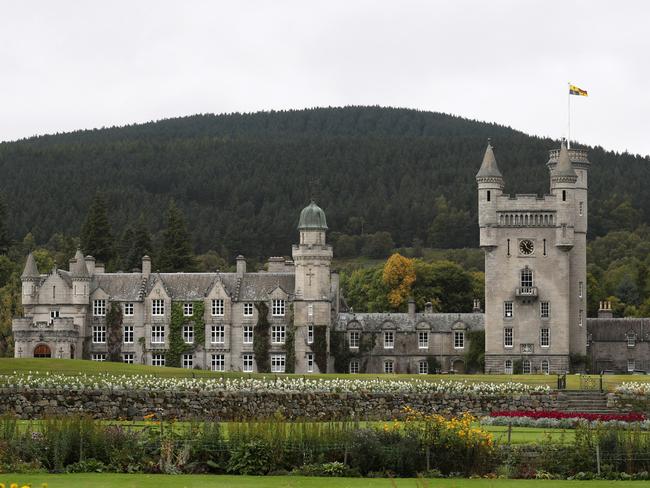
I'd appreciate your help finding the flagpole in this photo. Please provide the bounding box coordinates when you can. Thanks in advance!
[567,82,571,149]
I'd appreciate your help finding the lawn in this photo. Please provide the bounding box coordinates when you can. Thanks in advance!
[1,358,647,391]
[0,474,644,488]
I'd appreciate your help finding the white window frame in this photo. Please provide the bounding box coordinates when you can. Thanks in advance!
[182,353,193,369]
[540,301,550,318]
[93,299,106,317]
[152,299,165,316]
[122,352,134,364]
[383,331,394,349]
[522,359,531,374]
[243,302,253,317]
[307,325,314,344]
[49,309,60,324]
[418,331,429,349]
[92,325,106,344]
[579,309,583,327]
[211,354,225,372]
[243,354,254,373]
[349,359,360,374]
[123,302,134,316]
[453,331,464,349]
[520,268,533,288]
[271,354,286,373]
[91,353,106,362]
[578,281,583,298]
[151,325,165,344]
[504,359,513,374]
[211,299,224,317]
[541,359,550,374]
[504,327,513,348]
[123,325,134,344]
[307,352,314,373]
[271,325,286,344]
[383,359,394,374]
[211,324,225,344]
[243,325,253,344]
[349,331,360,349]
[183,325,194,344]
[627,359,635,372]
[152,354,165,367]
[540,328,550,348]
[504,301,513,318]
[627,334,636,347]
[183,302,193,317]
[272,299,285,317]
[418,360,428,375]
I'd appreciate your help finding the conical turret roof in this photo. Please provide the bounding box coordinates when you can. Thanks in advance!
[70,249,90,278]
[21,252,40,279]
[475,140,503,179]
[554,139,577,178]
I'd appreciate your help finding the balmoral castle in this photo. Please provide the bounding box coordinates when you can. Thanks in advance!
[12,142,650,374]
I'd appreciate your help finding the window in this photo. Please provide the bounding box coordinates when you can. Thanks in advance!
[243,325,253,344]
[540,328,550,347]
[92,325,106,343]
[578,281,583,298]
[243,354,254,372]
[307,325,314,344]
[49,310,60,324]
[271,325,286,344]
[541,360,550,374]
[307,353,314,373]
[418,360,428,375]
[579,309,583,327]
[211,299,224,316]
[453,331,464,349]
[504,301,513,318]
[384,331,394,349]
[562,190,566,202]
[151,325,165,344]
[211,325,225,344]
[540,301,550,318]
[383,360,394,374]
[123,325,134,344]
[271,354,286,373]
[522,359,531,374]
[543,238,547,256]
[122,353,134,364]
[91,353,106,362]
[183,302,193,317]
[627,334,636,347]
[504,327,513,348]
[243,302,253,317]
[349,359,360,374]
[183,325,194,344]
[520,268,533,288]
[123,303,134,316]
[152,299,165,316]
[152,354,165,367]
[627,359,635,372]
[487,190,491,202]
[349,331,360,349]
[93,299,106,317]
[504,359,513,374]
[182,353,193,369]
[507,238,510,256]
[211,354,225,372]
[308,304,314,317]
[272,299,286,317]
[579,201,584,216]
[418,331,429,349]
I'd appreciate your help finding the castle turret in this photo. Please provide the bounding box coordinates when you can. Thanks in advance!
[21,252,40,305]
[70,249,91,304]
[549,141,578,249]
[476,140,504,248]
[292,201,333,373]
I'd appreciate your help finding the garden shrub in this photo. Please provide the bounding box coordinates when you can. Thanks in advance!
[226,439,275,475]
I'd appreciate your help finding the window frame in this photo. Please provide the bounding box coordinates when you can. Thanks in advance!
[122,352,134,364]
[211,353,225,372]
[183,325,194,344]
[349,359,360,374]
[307,325,314,344]
[183,302,193,317]
[504,359,513,374]
[418,360,428,375]
[504,301,513,318]
[307,352,314,373]
[520,268,533,288]
[182,353,193,369]
[383,359,394,374]
[541,359,550,374]
[151,325,165,344]
[243,325,253,344]
[271,354,286,373]
[123,302,134,316]
[243,302,253,317]
[540,328,550,348]
[93,299,106,317]
[152,299,165,316]
[272,299,286,317]
[123,324,134,344]
[271,325,286,344]
[152,354,165,367]
[349,331,360,349]
[92,325,106,344]
[91,353,106,362]
[627,359,635,372]
[540,301,550,318]
[627,334,636,348]
[453,330,465,349]
[211,324,225,344]
[504,327,513,348]
[211,299,225,317]
[242,354,254,373]
[522,359,531,374]
[383,331,395,349]
[418,331,429,349]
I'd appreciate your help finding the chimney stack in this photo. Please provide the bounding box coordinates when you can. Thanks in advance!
[424,301,433,314]
[84,256,96,276]
[267,256,285,273]
[236,255,247,277]
[473,298,482,313]
[408,298,416,317]
[598,300,613,319]
[142,255,151,278]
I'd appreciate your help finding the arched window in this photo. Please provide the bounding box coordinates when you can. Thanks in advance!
[520,267,533,288]
[504,359,513,374]
[522,359,531,374]
[541,360,550,374]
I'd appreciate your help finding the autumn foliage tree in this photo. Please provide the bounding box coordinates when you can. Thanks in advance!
[382,253,416,309]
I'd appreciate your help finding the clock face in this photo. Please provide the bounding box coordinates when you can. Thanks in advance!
[519,239,534,255]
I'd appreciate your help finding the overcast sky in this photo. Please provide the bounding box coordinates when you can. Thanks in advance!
[1,1,649,156]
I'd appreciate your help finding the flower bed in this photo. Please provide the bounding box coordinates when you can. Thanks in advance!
[490,410,645,422]
[481,415,650,430]
[0,371,550,395]
[616,382,650,395]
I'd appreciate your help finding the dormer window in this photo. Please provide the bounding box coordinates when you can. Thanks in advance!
[272,299,285,317]
[93,299,106,317]
[627,333,636,347]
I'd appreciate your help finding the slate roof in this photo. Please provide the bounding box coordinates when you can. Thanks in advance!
[475,141,503,179]
[92,273,148,301]
[552,140,577,178]
[21,253,40,279]
[238,273,295,301]
[336,312,485,332]
[587,318,650,341]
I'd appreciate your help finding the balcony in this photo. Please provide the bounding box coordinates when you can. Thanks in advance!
[515,287,538,299]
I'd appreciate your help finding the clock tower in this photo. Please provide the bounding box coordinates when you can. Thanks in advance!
[477,140,590,374]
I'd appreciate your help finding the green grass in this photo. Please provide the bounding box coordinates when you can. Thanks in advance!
[1,358,648,391]
[0,474,644,488]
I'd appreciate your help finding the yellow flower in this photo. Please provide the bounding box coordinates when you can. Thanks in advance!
[11,484,18,488]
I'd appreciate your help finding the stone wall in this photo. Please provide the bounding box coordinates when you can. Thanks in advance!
[0,387,559,420]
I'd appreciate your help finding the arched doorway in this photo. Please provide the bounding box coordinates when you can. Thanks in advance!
[33,344,52,358]
[452,359,465,373]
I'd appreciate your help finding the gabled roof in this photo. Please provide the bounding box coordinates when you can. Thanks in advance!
[336,312,485,332]
[238,273,295,301]
[475,141,503,179]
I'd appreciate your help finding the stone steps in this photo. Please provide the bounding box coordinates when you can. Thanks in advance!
[555,390,619,414]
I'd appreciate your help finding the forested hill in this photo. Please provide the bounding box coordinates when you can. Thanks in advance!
[0,106,648,259]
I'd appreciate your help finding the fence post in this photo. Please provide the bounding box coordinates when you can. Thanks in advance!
[595,444,601,476]
[599,373,603,393]
[426,445,430,472]
[507,423,512,445]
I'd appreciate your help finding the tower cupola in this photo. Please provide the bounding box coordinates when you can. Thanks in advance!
[298,201,328,231]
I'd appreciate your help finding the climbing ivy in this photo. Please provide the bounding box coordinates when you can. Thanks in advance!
[168,301,205,368]
[284,305,296,373]
[106,302,123,362]
[311,325,328,373]
[254,302,270,373]
[464,330,485,373]
[331,330,376,374]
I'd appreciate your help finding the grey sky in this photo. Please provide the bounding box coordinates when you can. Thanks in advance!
[1,1,649,156]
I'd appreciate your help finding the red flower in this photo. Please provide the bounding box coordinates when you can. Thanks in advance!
[490,410,645,422]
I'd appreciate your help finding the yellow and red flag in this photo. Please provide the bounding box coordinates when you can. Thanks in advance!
[569,84,588,96]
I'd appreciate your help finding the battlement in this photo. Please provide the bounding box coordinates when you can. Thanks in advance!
[548,148,589,163]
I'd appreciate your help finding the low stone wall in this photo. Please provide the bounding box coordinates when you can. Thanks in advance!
[0,388,559,420]
[608,393,650,413]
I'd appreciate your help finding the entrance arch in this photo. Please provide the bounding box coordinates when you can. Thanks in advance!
[33,344,52,358]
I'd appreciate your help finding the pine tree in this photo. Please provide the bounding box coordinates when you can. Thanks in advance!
[158,201,195,272]
[0,195,10,255]
[80,194,114,265]
[127,215,153,270]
